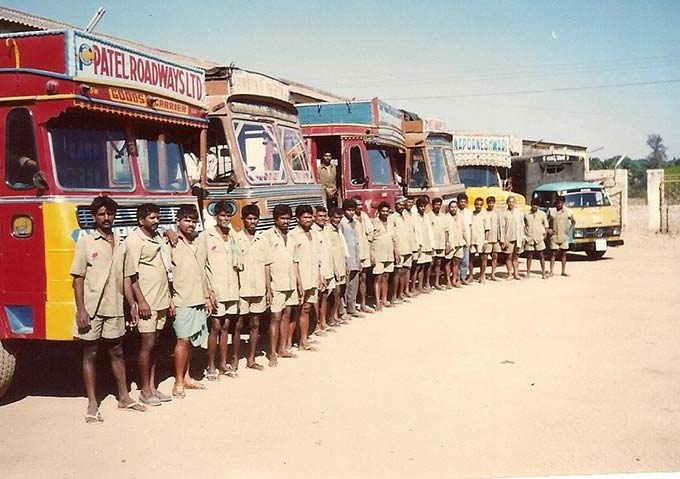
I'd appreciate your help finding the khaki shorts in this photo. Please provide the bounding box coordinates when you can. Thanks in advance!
[334,275,346,286]
[525,239,546,252]
[74,315,125,341]
[373,261,395,275]
[470,243,488,255]
[239,296,267,315]
[416,250,433,265]
[138,309,168,334]
[213,300,239,317]
[300,288,318,304]
[271,290,298,313]
[432,248,445,258]
[360,258,372,269]
[325,277,336,292]
[395,253,412,269]
[502,241,523,255]
[549,238,570,250]
[487,242,502,254]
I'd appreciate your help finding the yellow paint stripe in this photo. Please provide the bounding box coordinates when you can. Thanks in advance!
[0,94,76,103]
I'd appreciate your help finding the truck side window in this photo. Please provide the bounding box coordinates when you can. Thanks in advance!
[5,108,39,189]
[206,117,233,182]
[409,148,427,188]
[349,145,365,185]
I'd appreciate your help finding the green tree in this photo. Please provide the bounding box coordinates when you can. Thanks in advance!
[646,133,667,168]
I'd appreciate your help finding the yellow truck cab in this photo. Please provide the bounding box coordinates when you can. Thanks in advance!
[533,182,624,260]
[453,133,526,209]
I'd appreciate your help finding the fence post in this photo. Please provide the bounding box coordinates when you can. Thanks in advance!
[647,169,664,232]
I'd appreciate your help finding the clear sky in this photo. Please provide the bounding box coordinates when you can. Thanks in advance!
[5,0,680,159]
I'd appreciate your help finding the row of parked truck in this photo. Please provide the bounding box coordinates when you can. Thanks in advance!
[0,29,623,397]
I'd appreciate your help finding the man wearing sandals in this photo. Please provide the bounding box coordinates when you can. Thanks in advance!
[443,200,467,288]
[233,204,272,371]
[485,196,504,281]
[312,206,336,337]
[501,196,525,280]
[195,200,240,380]
[72,196,146,423]
[169,206,211,397]
[124,203,175,406]
[548,196,576,277]
[390,196,412,303]
[262,204,298,366]
[430,198,447,290]
[325,208,348,328]
[289,205,323,352]
[370,201,396,311]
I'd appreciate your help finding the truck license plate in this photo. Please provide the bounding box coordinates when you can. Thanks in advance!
[595,239,607,251]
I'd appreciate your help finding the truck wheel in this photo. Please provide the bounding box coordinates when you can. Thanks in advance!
[586,250,606,260]
[0,340,17,398]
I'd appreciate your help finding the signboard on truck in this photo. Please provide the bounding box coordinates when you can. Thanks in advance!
[71,30,205,106]
[452,133,511,168]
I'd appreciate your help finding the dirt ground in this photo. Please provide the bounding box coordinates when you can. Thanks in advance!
[1,205,679,479]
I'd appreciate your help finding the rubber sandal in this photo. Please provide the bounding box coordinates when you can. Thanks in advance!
[85,411,103,424]
[172,388,186,399]
[154,391,172,402]
[118,401,147,412]
[184,381,207,390]
[139,394,161,407]
[219,365,239,378]
[204,369,220,381]
[247,363,264,371]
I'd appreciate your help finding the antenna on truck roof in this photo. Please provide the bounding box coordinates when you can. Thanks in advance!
[85,7,106,33]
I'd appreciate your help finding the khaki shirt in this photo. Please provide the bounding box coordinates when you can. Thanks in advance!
[354,211,373,261]
[444,212,467,248]
[459,208,473,246]
[170,237,209,308]
[71,231,124,318]
[318,163,337,195]
[402,209,418,253]
[262,227,297,292]
[312,223,335,281]
[548,207,575,243]
[235,230,272,298]
[413,211,434,252]
[123,228,171,311]
[290,226,320,290]
[371,217,395,263]
[524,210,549,243]
[470,210,490,246]
[486,208,503,243]
[195,226,240,302]
[389,212,412,256]
[430,212,447,250]
[325,224,348,279]
[502,208,525,244]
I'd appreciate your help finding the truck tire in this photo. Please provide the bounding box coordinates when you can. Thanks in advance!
[0,340,17,398]
[586,250,606,260]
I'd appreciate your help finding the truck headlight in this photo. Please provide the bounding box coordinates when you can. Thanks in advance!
[612,226,621,236]
[574,228,585,238]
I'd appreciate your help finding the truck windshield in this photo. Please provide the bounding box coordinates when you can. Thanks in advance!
[50,121,134,191]
[136,131,188,192]
[564,190,610,207]
[427,146,450,186]
[367,148,394,185]
[278,125,313,183]
[233,120,285,184]
[442,148,461,184]
[458,166,499,187]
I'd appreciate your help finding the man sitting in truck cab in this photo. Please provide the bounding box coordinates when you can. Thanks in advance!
[319,152,339,208]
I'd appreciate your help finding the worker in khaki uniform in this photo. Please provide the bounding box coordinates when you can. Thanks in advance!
[169,206,211,398]
[524,198,549,279]
[430,197,448,290]
[470,198,491,283]
[319,152,339,208]
[402,197,419,296]
[352,195,375,314]
[312,206,336,337]
[389,196,412,304]
[443,200,468,288]
[262,204,298,366]
[548,196,576,277]
[485,196,504,281]
[371,201,396,311]
[195,200,240,380]
[325,207,348,327]
[289,205,323,352]
[234,204,272,371]
[124,203,174,406]
[413,196,435,294]
[501,196,525,281]
[72,196,146,423]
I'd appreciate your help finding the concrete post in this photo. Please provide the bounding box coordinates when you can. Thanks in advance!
[616,168,628,229]
[647,169,664,232]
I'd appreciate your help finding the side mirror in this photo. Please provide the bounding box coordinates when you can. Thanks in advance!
[32,171,49,191]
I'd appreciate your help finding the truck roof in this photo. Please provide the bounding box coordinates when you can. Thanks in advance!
[534,181,603,192]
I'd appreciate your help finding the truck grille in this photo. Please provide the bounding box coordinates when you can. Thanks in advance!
[76,204,192,229]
